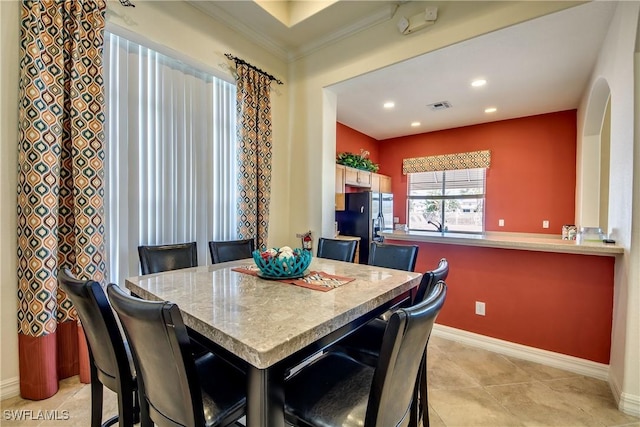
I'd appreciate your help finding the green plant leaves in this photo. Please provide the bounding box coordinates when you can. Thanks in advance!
[336,152,379,172]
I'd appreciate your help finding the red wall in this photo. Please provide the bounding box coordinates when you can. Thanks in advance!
[336,122,380,164]
[337,112,613,363]
[379,111,577,233]
[399,241,614,363]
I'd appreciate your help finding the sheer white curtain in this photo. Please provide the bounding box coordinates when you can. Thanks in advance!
[104,32,237,285]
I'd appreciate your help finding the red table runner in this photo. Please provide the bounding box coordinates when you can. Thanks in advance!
[231,265,355,292]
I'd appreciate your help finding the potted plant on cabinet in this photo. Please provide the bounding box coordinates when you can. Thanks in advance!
[336,149,379,172]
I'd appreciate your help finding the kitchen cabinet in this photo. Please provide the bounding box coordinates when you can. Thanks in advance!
[379,174,392,193]
[335,164,345,193]
[371,173,392,193]
[344,166,371,188]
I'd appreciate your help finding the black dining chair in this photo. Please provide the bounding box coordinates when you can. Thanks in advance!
[316,237,357,262]
[330,258,449,427]
[107,283,247,427]
[284,281,447,427]
[368,242,419,272]
[208,238,255,264]
[137,242,197,275]
[58,269,148,427]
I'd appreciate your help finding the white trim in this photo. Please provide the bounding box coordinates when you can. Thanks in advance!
[618,392,640,417]
[1,377,20,400]
[610,373,640,417]
[185,1,289,61]
[185,1,394,62]
[432,324,609,380]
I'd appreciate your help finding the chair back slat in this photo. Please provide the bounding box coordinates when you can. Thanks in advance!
[366,281,447,427]
[138,242,197,275]
[368,242,419,272]
[108,284,204,427]
[414,258,449,304]
[208,238,255,264]
[316,238,357,263]
[58,269,131,389]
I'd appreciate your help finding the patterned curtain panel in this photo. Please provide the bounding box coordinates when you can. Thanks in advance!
[402,150,491,174]
[17,0,107,400]
[235,64,273,249]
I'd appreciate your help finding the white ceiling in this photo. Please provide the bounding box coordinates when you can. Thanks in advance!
[189,1,616,140]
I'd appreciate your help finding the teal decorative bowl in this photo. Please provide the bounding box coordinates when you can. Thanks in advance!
[252,247,312,279]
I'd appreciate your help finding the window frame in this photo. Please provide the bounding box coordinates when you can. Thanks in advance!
[406,168,487,234]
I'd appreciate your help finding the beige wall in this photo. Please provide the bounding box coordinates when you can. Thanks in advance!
[577,2,640,413]
[0,0,20,398]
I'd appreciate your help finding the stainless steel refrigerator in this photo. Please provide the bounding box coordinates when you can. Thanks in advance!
[335,191,394,264]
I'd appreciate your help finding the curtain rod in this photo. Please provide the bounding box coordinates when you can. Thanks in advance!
[225,53,284,85]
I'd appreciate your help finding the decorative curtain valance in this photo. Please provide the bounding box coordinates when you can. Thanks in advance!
[402,150,491,174]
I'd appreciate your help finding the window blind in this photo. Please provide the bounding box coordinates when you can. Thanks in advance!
[409,169,485,193]
[104,32,237,285]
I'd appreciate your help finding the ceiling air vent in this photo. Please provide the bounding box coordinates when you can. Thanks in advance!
[427,101,452,111]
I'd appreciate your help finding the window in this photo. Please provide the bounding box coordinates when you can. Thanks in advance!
[104,32,238,285]
[407,168,486,233]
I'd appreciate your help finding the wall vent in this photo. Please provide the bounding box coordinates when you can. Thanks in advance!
[427,101,452,110]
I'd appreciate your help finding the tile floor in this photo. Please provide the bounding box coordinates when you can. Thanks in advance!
[1,336,638,426]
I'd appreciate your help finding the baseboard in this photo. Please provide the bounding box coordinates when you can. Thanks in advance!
[609,372,640,417]
[1,376,20,400]
[618,392,640,417]
[431,324,609,380]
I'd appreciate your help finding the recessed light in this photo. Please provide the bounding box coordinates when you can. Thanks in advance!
[383,102,395,109]
[484,107,497,113]
[411,122,421,127]
[471,79,487,87]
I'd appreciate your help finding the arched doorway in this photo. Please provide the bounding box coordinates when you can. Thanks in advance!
[578,78,611,233]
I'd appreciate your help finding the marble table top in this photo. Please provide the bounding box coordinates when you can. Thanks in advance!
[125,258,422,369]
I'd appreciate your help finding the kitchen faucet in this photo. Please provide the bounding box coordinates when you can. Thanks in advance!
[428,220,443,232]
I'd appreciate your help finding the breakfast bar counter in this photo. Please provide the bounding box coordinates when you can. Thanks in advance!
[380,230,623,256]
[380,230,618,366]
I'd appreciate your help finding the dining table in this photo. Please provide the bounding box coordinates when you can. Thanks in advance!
[125,256,422,427]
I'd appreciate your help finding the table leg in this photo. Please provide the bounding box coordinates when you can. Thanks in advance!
[246,365,285,427]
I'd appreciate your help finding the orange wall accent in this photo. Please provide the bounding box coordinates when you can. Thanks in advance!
[403,241,614,363]
[336,122,379,164]
[379,111,577,233]
[337,112,613,362]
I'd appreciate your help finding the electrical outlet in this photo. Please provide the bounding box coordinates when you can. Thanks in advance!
[498,219,504,227]
[393,217,399,224]
[543,220,549,229]
[475,301,486,316]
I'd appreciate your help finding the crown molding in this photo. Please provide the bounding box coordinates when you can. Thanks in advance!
[187,1,289,62]
[186,1,395,63]
[289,5,396,61]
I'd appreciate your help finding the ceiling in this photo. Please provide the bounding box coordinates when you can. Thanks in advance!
[189,1,616,140]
